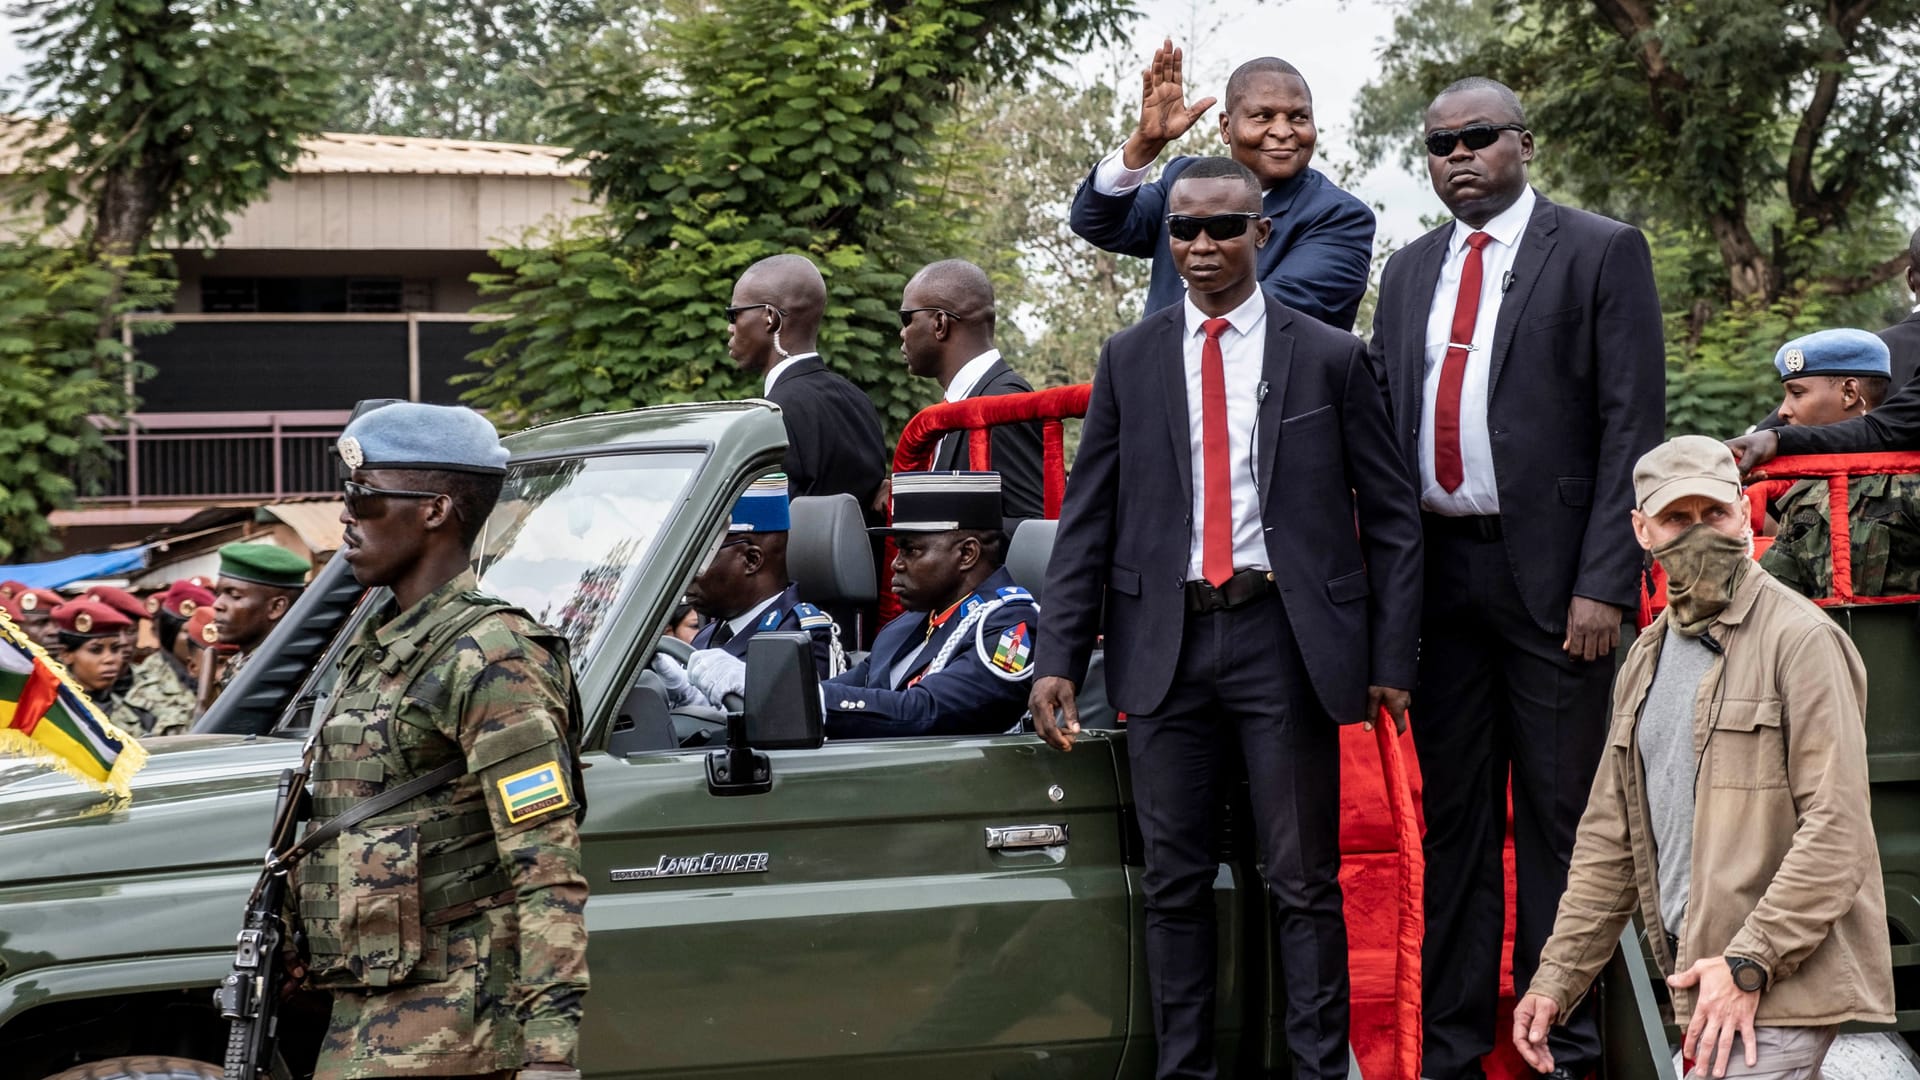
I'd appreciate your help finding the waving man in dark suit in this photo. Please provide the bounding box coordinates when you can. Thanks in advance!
[1367,77,1665,1080]
[1032,156,1423,1080]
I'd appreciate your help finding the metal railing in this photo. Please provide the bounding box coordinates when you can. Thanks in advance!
[79,411,352,506]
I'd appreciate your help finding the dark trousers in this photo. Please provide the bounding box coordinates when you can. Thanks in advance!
[1127,592,1348,1080]
[1415,521,1611,1079]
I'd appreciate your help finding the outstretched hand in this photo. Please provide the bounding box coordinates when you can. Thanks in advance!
[1122,38,1217,169]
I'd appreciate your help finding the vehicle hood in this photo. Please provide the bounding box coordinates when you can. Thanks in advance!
[0,734,301,886]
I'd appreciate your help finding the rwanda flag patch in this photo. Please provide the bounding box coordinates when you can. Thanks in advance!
[497,761,570,824]
[989,622,1032,674]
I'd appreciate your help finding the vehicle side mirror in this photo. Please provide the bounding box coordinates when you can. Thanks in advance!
[741,632,823,749]
[706,632,823,796]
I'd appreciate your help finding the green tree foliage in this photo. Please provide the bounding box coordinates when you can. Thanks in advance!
[11,0,336,257]
[255,0,635,143]
[0,239,173,559]
[465,0,1136,432]
[1354,0,1919,306]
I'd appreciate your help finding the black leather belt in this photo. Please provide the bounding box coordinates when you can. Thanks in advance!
[1422,512,1503,541]
[1185,569,1276,614]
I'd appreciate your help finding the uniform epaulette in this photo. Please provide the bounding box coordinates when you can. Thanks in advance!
[995,586,1036,604]
[792,602,834,629]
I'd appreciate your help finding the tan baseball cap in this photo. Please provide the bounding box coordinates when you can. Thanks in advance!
[1634,435,1743,516]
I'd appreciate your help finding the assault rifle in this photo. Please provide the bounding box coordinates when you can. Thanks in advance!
[215,765,310,1080]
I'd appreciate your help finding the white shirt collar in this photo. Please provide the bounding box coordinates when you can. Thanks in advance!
[763,351,820,394]
[1450,184,1537,253]
[726,591,783,637]
[1182,287,1269,340]
[942,349,1003,403]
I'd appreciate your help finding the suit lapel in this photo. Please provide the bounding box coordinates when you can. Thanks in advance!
[1154,309,1196,507]
[1402,228,1451,422]
[1488,197,1559,395]
[1255,301,1295,513]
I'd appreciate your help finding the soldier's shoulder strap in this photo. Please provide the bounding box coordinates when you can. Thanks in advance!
[790,602,834,630]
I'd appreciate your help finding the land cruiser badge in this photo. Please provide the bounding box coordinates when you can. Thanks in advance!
[612,852,771,881]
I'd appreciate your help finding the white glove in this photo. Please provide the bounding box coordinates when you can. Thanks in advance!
[687,648,748,705]
[649,651,703,708]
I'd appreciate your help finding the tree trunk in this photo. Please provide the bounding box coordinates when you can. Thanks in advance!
[87,163,166,345]
[1707,207,1774,302]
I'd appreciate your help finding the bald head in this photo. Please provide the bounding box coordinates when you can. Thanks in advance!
[1225,57,1307,112]
[739,254,827,322]
[900,258,999,382]
[907,259,996,328]
[729,253,828,373]
[1429,76,1527,126]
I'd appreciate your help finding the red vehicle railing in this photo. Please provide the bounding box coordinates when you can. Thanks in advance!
[1746,452,1920,607]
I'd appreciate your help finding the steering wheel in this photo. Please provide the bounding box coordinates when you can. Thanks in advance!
[653,635,748,721]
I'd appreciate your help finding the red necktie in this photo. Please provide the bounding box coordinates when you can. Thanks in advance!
[1201,317,1234,588]
[1434,231,1493,493]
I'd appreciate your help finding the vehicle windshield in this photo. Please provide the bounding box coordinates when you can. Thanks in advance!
[473,452,701,672]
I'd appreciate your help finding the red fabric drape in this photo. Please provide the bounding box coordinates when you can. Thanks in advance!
[1376,712,1425,1080]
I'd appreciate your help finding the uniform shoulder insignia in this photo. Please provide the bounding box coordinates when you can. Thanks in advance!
[758,606,785,631]
[995,586,1035,604]
[498,760,572,824]
[792,602,833,629]
[989,621,1033,674]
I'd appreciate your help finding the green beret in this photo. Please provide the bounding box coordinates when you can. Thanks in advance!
[217,542,311,590]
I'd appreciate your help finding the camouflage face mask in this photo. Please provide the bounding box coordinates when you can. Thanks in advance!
[1655,523,1750,637]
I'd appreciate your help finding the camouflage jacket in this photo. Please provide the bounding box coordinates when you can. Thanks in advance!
[123,651,197,736]
[212,647,250,696]
[1761,474,1920,598]
[295,570,588,1077]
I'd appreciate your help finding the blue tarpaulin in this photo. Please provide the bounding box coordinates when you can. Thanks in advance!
[0,547,149,589]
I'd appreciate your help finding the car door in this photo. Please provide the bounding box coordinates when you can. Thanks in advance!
[576,729,1133,1079]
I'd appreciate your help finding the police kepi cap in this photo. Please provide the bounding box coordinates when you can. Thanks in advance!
[218,542,311,590]
[730,475,792,533]
[336,402,508,476]
[1634,435,1744,517]
[873,472,1004,535]
[1774,328,1891,381]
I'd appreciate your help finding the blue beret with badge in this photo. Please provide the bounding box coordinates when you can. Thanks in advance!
[336,402,509,476]
[1774,328,1891,382]
[730,475,791,533]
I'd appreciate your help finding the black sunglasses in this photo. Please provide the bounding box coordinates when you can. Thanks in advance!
[1424,123,1527,157]
[1165,212,1261,242]
[343,479,445,519]
[898,306,964,329]
[725,303,786,324]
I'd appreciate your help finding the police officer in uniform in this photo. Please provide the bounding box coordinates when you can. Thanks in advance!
[122,580,213,735]
[49,597,155,736]
[691,477,840,663]
[210,542,311,698]
[292,402,588,1079]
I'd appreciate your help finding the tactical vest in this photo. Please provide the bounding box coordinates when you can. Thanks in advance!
[296,594,548,990]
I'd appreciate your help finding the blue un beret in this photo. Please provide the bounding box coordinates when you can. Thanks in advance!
[1774,328,1891,382]
[730,476,791,533]
[337,403,509,475]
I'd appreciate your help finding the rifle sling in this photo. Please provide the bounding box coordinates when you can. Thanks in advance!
[273,757,467,872]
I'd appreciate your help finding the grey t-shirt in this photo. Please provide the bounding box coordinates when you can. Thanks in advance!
[1639,625,1717,938]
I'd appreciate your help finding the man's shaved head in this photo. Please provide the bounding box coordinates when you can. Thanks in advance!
[1225,57,1307,111]
[906,259,996,329]
[1430,76,1527,126]
[739,253,827,323]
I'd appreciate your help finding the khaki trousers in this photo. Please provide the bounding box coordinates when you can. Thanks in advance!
[1686,1025,1838,1080]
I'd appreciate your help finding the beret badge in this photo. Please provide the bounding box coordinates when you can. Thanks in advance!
[73,611,92,633]
[19,592,37,611]
[145,595,161,615]
[180,599,198,617]
[202,622,220,644]
[338,435,365,470]
[1784,347,1806,373]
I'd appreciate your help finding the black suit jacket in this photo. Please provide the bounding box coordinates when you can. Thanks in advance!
[1037,296,1424,721]
[1367,192,1666,630]
[765,355,889,514]
[933,359,1044,521]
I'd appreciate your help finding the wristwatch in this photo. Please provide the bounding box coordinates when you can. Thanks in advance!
[1726,955,1768,993]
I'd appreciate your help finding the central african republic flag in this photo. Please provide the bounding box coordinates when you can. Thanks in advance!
[0,613,145,795]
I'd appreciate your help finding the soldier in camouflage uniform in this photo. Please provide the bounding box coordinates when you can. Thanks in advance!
[211,542,310,700]
[1757,328,1920,598]
[123,580,215,735]
[49,597,156,736]
[293,402,587,1079]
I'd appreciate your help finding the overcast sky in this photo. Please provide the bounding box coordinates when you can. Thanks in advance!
[0,0,1440,246]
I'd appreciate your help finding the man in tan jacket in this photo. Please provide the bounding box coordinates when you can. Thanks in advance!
[1514,435,1892,1079]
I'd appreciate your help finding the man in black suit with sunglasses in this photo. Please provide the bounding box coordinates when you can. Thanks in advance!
[1365,77,1664,1080]
[727,254,889,521]
[1033,155,1423,1080]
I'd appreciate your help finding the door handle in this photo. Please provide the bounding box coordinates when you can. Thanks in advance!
[985,824,1070,850]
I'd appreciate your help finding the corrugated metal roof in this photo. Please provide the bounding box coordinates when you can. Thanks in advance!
[0,120,585,179]
[260,501,347,554]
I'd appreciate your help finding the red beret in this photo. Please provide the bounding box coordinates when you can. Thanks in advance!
[184,606,234,651]
[17,588,63,614]
[52,598,133,637]
[87,586,148,622]
[153,581,216,619]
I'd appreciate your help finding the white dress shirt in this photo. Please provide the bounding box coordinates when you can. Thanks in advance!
[1092,145,1275,199]
[1182,290,1270,581]
[721,592,781,641]
[933,349,1003,465]
[1418,185,1537,516]
[763,351,820,394]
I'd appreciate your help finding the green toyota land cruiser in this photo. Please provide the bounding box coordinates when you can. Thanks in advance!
[0,401,1679,1080]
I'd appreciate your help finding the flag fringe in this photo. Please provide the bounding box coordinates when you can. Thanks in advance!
[0,610,149,796]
